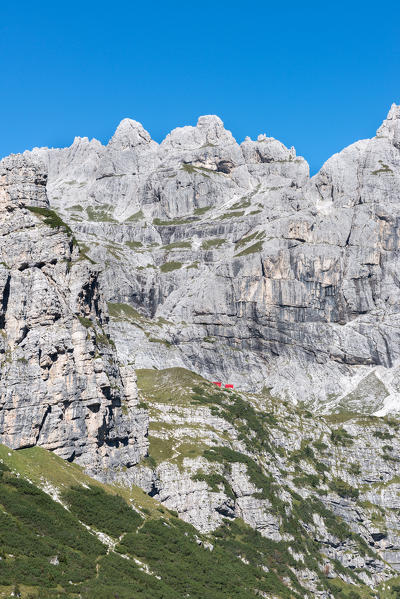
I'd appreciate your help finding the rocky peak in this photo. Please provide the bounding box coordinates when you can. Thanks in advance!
[108,118,157,151]
[161,114,236,150]
[376,102,400,148]
[0,153,48,210]
[0,151,148,478]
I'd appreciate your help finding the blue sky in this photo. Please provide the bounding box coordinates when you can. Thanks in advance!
[1,0,399,173]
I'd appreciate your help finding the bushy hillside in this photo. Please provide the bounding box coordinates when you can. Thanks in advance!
[1,443,400,599]
[2,383,400,599]
[0,445,377,598]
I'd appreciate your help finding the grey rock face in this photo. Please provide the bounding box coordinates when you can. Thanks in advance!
[0,153,148,477]
[3,106,400,596]
[132,367,400,591]
[19,105,400,413]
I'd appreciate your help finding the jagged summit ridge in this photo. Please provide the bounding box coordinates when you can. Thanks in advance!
[108,117,157,151]
[7,104,399,413]
[377,102,400,148]
[2,104,400,409]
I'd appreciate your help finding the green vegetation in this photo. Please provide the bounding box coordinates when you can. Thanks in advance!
[77,315,94,329]
[86,204,117,222]
[235,240,263,257]
[220,210,245,219]
[190,384,277,454]
[147,336,172,347]
[373,430,394,440]
[330,427,354,447]
[125,240,143,249]
[313,440,329,452]
[372,160,393,175]
[324,411,360,425]
[75,242,96,265]
[95,330,115,347]
[289,443,315,463]
[202,238,226,250]
[329,477,360,499]
[193,205,211,215]
[348,462,362,476]
[192,472,235,499]
[292,473,321,489]
[203,447,279,503]
[107,302,151,326]
[136,368,205,406]
[182,163,220,176]
[63,485,143,537]
[160,261,183,273]
[0,460,105,591]
[124,209,144,222]
[230,198,251,210]
[117,517,303,599]
[235,231,258,249]
[235,230,265,250]
[0,355,391,599]
[26,206,75,242]
[153,216,196,226]
[163,241,191,250]
[182,163,197,173]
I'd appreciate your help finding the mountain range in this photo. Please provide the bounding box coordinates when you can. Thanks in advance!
[1,105,400,598]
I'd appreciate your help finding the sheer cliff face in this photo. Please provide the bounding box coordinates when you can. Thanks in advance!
[0,154,148,477]
[22,104,400,413]
[3,107,400,595]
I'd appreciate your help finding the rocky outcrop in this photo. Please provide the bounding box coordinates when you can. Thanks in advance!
[3,106,400,597]
[132,367,400,592]
[0,153,148,477]
[19,104,400,414]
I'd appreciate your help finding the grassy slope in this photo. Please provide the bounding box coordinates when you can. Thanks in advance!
[1,369,400,597]
[0,445,309,599]
[136,368,400,599]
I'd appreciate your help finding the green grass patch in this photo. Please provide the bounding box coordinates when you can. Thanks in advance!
[202,238,226,250]
[330,427,354,447]
[77,315,94,328]
[160,261,183,273]
[193,472,235,499]
[107,302,150,325]
[86,204,117,223]
[372,160,393,175]
[136,367,206,405]
[230,199,251,210]
[220,211,245,219]
[329,477,360,499]
[124,209,144,222]
[26,206,75,241]
[194,206,212,215]
[235,240,263,257]
[62,484,143,537]
[163,241,191,250]
[153,216,196,226]
[125,240,143,249]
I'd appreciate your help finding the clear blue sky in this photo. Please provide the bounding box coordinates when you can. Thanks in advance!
[1,0,399,173]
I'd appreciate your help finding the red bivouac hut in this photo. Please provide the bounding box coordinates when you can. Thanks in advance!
[225,384,234,389]
[212,382,222,387]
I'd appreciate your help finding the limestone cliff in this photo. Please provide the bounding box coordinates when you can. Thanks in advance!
[21,103,400,413]
[0,153,148,477]
[3,106,400,597]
